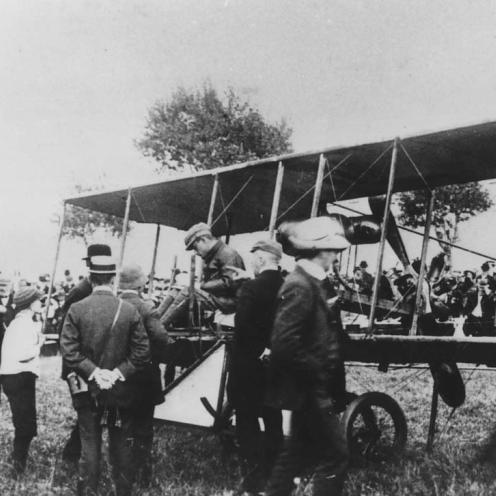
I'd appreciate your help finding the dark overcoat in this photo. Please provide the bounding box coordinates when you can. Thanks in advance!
[60,289,150,408]
[119,291,168,405]
[266,265,346,411]
[228,269,284,408]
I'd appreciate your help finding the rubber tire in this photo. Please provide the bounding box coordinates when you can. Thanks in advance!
[341,391,407,462]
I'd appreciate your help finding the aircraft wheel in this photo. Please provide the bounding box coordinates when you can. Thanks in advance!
[341,391,407,463]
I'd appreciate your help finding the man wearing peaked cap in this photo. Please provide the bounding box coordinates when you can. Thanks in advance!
[266,217,349,496]
[60,244,112,465]
[118,263,169,487]
[159,222,246,327]
[228,238,284,494]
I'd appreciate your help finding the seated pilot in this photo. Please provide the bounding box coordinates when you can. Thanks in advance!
[159,223,246,327]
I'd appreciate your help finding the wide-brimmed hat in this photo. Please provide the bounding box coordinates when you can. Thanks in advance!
[83,244,112,261]
[14,286,42,311]
[250,239,283,260]
[119,263,147,290]
[277,216,350,256]
[184,223,212,250]
[89,255,116,274]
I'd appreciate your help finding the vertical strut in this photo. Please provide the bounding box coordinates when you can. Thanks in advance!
[115,188,132,291]
[148,224,161,296]
[207,174,219,226]
[43,203,66,332]
[269,161,284,237]
[310,154,326,217]
[411,191,435,336]
[368,139,399,334]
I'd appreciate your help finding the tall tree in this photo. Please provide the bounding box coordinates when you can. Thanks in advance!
[61,185,128,246]
[136,84,292,172]
[396,183,493,263]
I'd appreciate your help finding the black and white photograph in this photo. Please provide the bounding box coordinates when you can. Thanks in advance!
[3,1,496,494]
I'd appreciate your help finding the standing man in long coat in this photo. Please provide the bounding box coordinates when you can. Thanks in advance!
[118,263,169,487]
[228,239,284,494]
[265,217,350,496]
[60,256,150,496]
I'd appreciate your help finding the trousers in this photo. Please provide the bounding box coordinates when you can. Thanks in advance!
[265,402,349,496]
[132,398,155,486]
[2,372,37,472]
[77,405,134,496]
[236,405,283,492]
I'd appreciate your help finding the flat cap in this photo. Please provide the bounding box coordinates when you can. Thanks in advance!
[250,239,283,259]
[184,223,212,250]
[277,216,350,256]
[14,286,42,311]
[119,263,147,290]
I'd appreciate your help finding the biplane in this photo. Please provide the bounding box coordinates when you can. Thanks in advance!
[53,119,496,460]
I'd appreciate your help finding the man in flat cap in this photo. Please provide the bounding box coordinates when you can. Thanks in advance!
[118,263,169,487]
[265,217,350,496]
[60,244,113,464]
[228,239,285,495]
[60,256,150,496]
[160,222,246,326]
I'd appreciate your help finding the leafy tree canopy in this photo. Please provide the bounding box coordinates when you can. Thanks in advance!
[61,185,127,246]
[136,83,293,172]
[396,182,493,262]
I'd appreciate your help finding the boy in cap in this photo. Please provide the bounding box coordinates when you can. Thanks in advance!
[60,244,112,464]
[0,286,44,476]
[265,217,350,496]
[60,256,150,496]
[228,239,284,495]
[160,222,246,326]
[118,263,169,487]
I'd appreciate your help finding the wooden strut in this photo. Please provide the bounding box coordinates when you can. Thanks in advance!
[368,139,399,334]
[426,381,439,452]
[410,191,435,336]
[148,224,161,296]
[207,174,219,227]
[43,203,66,332]
[310,154,326,217]
[269,161,285,237]
[115,187,132,291]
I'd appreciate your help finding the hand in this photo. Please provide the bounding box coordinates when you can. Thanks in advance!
[93,369,116,390]
[259,348,271,362]
[225,265,251,281]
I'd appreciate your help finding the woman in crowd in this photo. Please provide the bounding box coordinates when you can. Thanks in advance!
[0,286,44,477]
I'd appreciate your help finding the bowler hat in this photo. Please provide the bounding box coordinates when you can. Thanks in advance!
[119,263,147,290]
[89,255,116,274]
[277,216,350,256]
[14,286,42,311]
[83,244,112,261]
[250,239,283,260]
[185,223,212,250]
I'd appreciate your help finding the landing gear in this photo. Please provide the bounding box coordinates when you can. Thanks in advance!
[342,391,407,462]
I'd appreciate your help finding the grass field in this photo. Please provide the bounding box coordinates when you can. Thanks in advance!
[1,357,496,495]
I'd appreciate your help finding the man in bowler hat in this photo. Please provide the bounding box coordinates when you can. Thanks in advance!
[60,255,150,496]
[228,239,285,494]
[61,244,112,463]
[265,217,350,496]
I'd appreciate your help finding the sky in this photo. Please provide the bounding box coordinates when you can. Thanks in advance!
[2,0,496,278]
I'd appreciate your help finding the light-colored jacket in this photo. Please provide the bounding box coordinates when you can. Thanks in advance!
[0,311,42,376]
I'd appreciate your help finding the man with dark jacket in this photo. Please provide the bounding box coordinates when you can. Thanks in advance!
[265,217,350,496]
[228,239,284,494]
[60,256,150,496]
[160,223,245,326]
[118,263,169,487]
[60,244,112,464]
